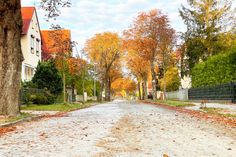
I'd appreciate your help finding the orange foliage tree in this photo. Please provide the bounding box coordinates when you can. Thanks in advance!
[111,77,136,97]
[67,57,86,100]
[123,39,150,100]
[124,9,175,100]
[85,32,123,101]
[41,29,72,103]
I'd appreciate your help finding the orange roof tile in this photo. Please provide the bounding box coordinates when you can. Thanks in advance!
[21,7,35,34]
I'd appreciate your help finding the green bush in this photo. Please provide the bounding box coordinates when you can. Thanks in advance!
[192,49,236,87]
[30,93,56,105]
[32,61,63,95]
[31,94,47,105]
[21,92,31,106]
[21,88,56,105]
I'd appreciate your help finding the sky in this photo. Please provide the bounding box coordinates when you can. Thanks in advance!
[21,0,235,53]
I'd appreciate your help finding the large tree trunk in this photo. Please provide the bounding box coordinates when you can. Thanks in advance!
[0,1,23,116]
[163,67,167,101]
[150,61,157,100]
[63,72,67,103]
[143,78,147,100]
[71,81,75,102]
[137,81,141,100]
[98,81,104,102]
[105,77,111,101]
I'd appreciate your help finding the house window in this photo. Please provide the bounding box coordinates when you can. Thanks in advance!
[24,66,28,80]
[24,66,35,81]
[36,39,40,56]
[31,35,34,54]
[32,20,34,29]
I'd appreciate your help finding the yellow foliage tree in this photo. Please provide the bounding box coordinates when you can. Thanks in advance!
[159,67,180,92]
[85,32,123,101]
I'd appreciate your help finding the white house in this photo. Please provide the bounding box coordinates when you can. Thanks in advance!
[21,7,41,81]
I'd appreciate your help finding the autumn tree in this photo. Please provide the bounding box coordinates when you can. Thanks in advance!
[180,0,236,70]
[124,9,175,100]
[111,77,136,98]
[67,57,85,101]
[123,38,150,100]
[85,32,123,101]
[159,67,181,92]
[41,28,72,103]
[108,66,123,96]
[0,0,70,116]
[157,24,176,100]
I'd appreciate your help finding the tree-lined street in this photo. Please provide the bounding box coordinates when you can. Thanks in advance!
[1,0,236,156]
[1,100,235,157]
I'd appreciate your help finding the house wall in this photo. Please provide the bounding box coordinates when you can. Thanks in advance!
[181,75,192,89]
[166,89,189,101]
[21,10,41,81]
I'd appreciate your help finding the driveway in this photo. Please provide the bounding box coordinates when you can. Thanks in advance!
[0,100,235,157]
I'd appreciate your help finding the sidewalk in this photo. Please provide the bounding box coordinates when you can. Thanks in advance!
[21,110,59,116]
[186,102,236,115]
[143,100,236,128]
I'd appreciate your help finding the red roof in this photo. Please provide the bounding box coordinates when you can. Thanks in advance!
[21,7,35,34]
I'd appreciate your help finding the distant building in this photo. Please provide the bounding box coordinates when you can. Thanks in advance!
[21,7,42,81]
[175,48,192,89]
[41,30,72,61]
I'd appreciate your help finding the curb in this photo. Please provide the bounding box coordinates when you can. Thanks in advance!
[0,102,100,128]
[141,100,236,128]
[0,115,44,128]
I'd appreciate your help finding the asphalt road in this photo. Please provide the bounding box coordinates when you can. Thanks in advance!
[0,100,236,157]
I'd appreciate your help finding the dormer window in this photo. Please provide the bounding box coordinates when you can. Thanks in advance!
[31,35,35,54]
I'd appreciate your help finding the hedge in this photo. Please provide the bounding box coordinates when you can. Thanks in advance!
[192,49,236,88]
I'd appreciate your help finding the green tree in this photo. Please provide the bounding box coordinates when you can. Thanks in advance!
[32,61,63,95]
[75,70,101,97]
[180,0,236,70]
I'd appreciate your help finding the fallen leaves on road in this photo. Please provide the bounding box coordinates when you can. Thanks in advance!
[144,101,236,128]
[0,112,68,137]
[94,115,141,156]
[0,126,16,136]
[163,154,169,157]
[39,132,48,140]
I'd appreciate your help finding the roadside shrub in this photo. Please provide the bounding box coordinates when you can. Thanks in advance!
[22,81,37,88]
[21,88,56,105]
[31,94,48,105]
[192,49,236,87]
[32,61,63,95]
[45,92,56,104]
[31,93,56,105]
[21,91,31,106]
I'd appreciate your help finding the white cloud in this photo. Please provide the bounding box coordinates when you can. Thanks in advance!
[21,0,187,49]
[24,0,235,53]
